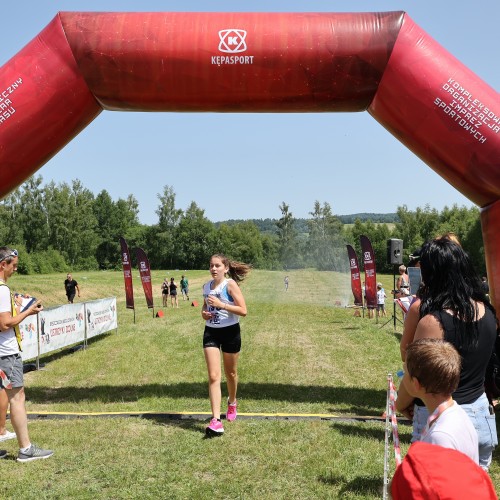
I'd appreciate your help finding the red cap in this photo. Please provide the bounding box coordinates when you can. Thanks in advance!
[391,441,497,499]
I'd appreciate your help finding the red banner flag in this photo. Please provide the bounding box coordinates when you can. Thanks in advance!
[136,247,154,309]
[346,244,363,306]
[360,235,377,309]
[119,237,135,310]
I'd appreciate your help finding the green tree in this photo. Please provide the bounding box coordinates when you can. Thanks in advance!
[260,233,281,270]
[116,195,140,232]
[215,221,264,266]
[307,201,345,271]
[394,205,440,259]
[462,215,485,275]
[93,190,116,268]
[276,202,299,269]
[17,176,49,252]
[176,202,215,269]
[0,189,24,246]
[394,203,485,271]
[93,191,141,269]
[44,181,73,258]
[435,204,484,273]
[152,185,183,268]
[64,180,99,268]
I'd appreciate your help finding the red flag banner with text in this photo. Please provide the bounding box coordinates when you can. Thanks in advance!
[360,235,377,309]
[346,244,363,306]
[136,247,154,309]
[119,237,135,310]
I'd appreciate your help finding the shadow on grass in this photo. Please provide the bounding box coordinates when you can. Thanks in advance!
[330,421,411,442]
[391,331,403,342]
[141,414,207,435]
[22,334,112,373]
[26,383,387,416]
[318,472,383,497]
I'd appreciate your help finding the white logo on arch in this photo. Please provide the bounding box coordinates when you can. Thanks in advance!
[218,29,247,53]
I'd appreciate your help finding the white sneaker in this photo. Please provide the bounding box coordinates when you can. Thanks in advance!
[0,430,16,442]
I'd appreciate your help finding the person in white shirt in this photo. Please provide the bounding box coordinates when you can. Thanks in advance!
[376,283,387,318]
[0,247,53,462]
[401,338,478,463]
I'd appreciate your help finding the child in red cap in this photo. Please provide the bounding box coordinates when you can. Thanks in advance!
[391,441,497,499]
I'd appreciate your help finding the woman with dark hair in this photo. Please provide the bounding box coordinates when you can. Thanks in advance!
[169,277,179,308]
[201,254,250,437]
[397,237,498,470]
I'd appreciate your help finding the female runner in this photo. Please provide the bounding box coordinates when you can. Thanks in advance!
[202,254,250,436]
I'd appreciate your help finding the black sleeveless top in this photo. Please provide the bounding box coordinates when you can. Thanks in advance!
[432,307,497,404]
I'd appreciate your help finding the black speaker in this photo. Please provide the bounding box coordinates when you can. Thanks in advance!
[387,239,403,265]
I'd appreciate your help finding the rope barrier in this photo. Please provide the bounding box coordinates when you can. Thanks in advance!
[389,377,402,466]
[383,373,402,499]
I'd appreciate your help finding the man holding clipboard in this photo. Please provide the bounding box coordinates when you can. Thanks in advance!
[0,246,53,462]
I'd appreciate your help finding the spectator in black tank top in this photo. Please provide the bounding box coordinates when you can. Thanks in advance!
[397,237,498,471]
[169,277,179,308]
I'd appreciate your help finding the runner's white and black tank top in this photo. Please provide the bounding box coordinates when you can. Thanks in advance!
[203,278,238,328]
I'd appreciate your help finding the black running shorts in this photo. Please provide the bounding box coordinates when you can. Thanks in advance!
[203,323,241,353]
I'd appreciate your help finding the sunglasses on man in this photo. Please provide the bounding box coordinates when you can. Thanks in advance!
[0,249,18,263]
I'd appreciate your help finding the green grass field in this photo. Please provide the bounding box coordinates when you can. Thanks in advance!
[2,269,498,498]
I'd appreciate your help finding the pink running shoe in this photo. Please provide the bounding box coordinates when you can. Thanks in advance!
[205,418,224,437]
[226,400,237,422]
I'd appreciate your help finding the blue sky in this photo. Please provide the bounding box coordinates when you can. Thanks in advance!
[2,1,499,224]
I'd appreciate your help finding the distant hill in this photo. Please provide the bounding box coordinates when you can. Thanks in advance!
[215,213,399,234]
[337,213,399,224]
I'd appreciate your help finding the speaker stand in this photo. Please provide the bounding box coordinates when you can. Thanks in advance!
[380,265,403,331]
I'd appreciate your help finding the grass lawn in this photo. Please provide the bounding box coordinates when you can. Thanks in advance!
[2,269,498,498]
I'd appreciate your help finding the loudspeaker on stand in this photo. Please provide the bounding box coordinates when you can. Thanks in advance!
[387,238,403,265]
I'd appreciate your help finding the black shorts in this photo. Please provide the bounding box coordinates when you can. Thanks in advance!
[203,323,241,353]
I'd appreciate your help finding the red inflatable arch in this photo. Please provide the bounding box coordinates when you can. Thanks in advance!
[1,12,500,309]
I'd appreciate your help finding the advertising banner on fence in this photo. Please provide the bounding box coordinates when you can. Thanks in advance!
[19,297,39,361]
[136,247,154,308]
[360,235,377,309]
[38,303,86,356]
[86,297,117,339]
[119,237,135,309]
[346,244,363,306]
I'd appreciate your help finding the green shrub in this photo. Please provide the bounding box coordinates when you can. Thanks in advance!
[44,248,68,272]
[13,244,34,275]
[75,255,99,271]
[31,253,54,274]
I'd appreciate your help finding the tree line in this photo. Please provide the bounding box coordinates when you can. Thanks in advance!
[0,177,485,275]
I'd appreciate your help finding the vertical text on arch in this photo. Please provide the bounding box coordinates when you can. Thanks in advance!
[0,77,22,125]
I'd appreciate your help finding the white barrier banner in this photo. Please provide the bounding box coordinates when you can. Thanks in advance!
[86,297,117,339]
[19,298,39,361]
[38,303,86,356]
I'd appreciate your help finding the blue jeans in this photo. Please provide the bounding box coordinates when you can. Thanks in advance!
[460,392,497,471]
